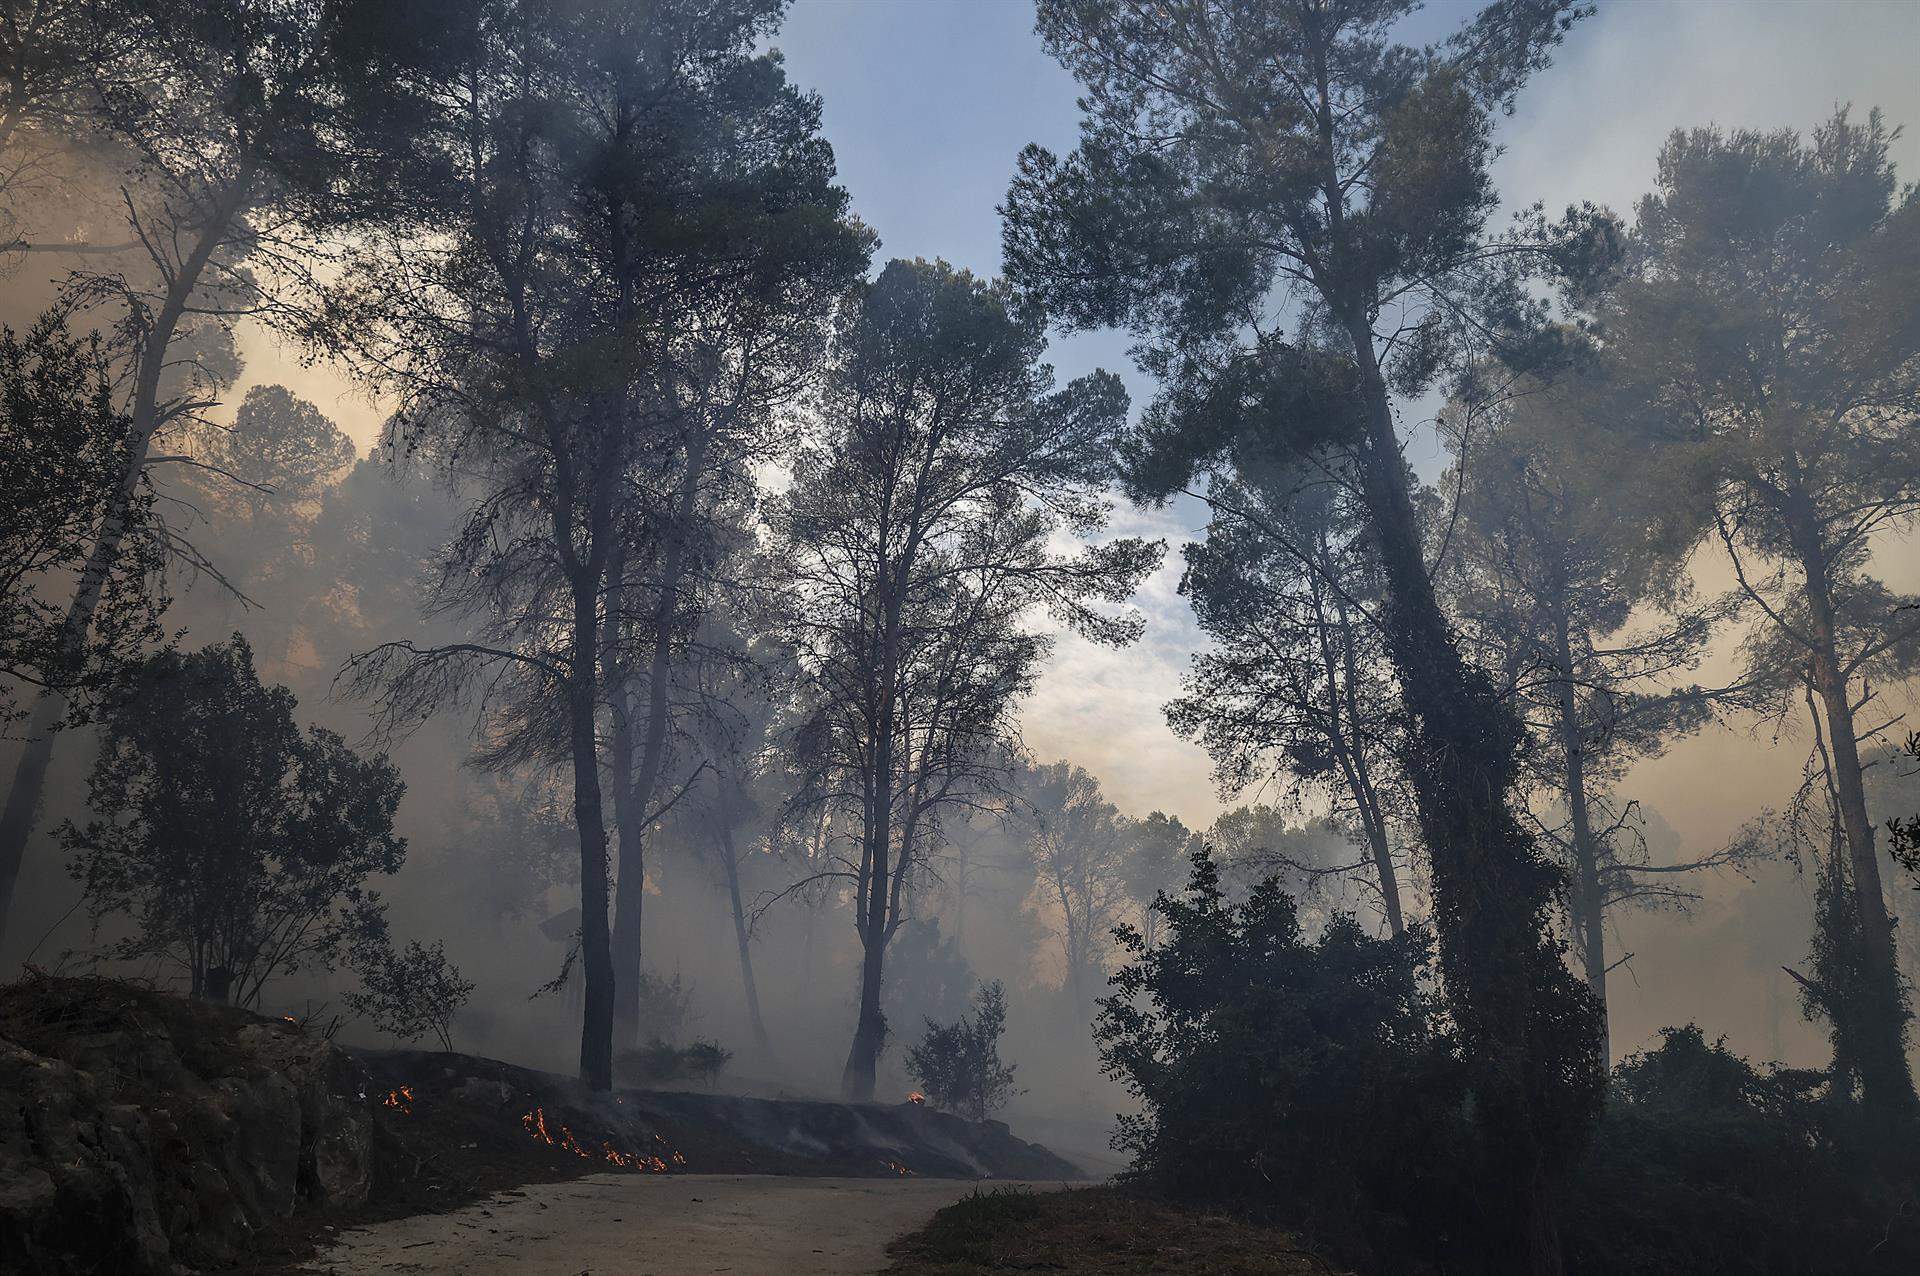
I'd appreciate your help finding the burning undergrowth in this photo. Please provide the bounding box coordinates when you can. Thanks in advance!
[355,1047,1079,1197]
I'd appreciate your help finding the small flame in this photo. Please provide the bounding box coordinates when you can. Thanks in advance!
[520,1106,683,1173]
[882,1158,914,1176]
[906,1090,925,1105]
[383,1085,415,1115]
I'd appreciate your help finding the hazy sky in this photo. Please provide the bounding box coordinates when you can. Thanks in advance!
[261,0,1920,843]
[766,0,1920,839]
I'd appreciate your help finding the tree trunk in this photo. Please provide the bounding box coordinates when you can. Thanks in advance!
[718,822,773,1058]
[1785,503,1917,1112]
[569,568,616,1090]
[605,676,646,1044]
[609,430,710,1040]
[1342,317,1596,1276]
[0,174,250,943]
[1553,610,1611,1069]
[842,925,887,1102]
[1335,599,1404,937]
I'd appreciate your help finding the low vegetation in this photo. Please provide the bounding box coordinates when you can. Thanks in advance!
[1098,856,1920,1274]
[885,1187,1346,1276]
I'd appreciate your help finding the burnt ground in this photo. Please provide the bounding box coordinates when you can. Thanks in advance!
[232,1047,1080,1274]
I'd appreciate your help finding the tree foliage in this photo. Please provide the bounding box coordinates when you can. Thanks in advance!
[905,979,1020,1123]
[0,313,166,731]
[61,635,406,1007]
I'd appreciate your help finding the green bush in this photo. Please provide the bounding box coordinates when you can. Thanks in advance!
[906,980,1020,1121]
[1100,853,1920,1274]
[1568,1026,1920,1275]
[1095,853,1468,1265]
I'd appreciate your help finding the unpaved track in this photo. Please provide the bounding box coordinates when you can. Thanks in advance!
[301,1174,1052,1275]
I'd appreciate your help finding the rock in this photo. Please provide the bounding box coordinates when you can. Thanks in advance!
[0,976,376,1275]
[237,1023,373,1209]
[0,1038,173,1276]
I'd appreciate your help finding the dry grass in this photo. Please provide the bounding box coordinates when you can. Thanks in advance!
[884,1185,1348,1275]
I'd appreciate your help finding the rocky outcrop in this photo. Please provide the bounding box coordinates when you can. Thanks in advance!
[0,975,371,1276]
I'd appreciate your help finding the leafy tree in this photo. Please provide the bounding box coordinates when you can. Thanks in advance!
[174,383,357,645]
[1097,851,1462,1267]
[1207,805,1364,925]
[345,938,473,1052]
[1022,760,1131,1021]
[1444,377,1732,1061]
[1002,3,1606,1262]
[886,916,975,1034]
[0,0,402,944]
[1597,110,1920,1112]
[0,314,166,735]
[339,0,865,1090]
[906,980,1020,1123]
[1168,462,1410,934]
[1120,811,1201,948]
[775,258,1158,1101]
[60,635,405,1006]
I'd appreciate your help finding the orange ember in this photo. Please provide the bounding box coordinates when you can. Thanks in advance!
[906,1090,926,1105]
[882,1158,914,1176]
[382,1085,415,1115]
[520,1106,683,1173]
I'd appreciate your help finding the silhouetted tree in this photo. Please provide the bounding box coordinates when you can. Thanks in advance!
[60,634,405,1006]
[1444,377,1731,1062]
[1120,811,1201,948]
[1168,463,1410,934]
[0,0,399,944]
[1598,110,1920,1112]
[1023,760,1130,1021]
[776,258,1158,1100]
[339,0,863,1090]
[0,314,165,733]
[1003,4,1604,1262]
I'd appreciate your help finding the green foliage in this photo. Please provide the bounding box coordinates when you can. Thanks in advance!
[0,314,167,731]
[1568,1028,1920,1275]
[345,938,474,1052]
[1096,853,1467,1266]
[59,635,407,1007]
[905,981,1020,1123]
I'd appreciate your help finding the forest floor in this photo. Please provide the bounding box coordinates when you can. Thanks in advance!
[884,1186,1349,1275]
[291,1173,1046,1275]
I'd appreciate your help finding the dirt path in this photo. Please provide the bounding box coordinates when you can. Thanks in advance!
[299,1174,1050,1275]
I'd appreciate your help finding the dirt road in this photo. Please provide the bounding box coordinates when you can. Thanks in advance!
[300,1174,1049,1275]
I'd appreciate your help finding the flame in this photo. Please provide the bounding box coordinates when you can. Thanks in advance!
[906,1090,925,1105]
[382,1085,415,1115]
[882,1158,914,1176]
[520,1106,683,1173]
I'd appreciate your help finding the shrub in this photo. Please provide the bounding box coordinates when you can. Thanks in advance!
[1567,1026,1920,1275]
[684,1039,732,1088]
[1095,852,1468,1265]
[615,1038,732,1088]
[634,968,697,1044]
[906,980,1021,1121]
[60,636,406,1007]
[345,938,474,1051]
